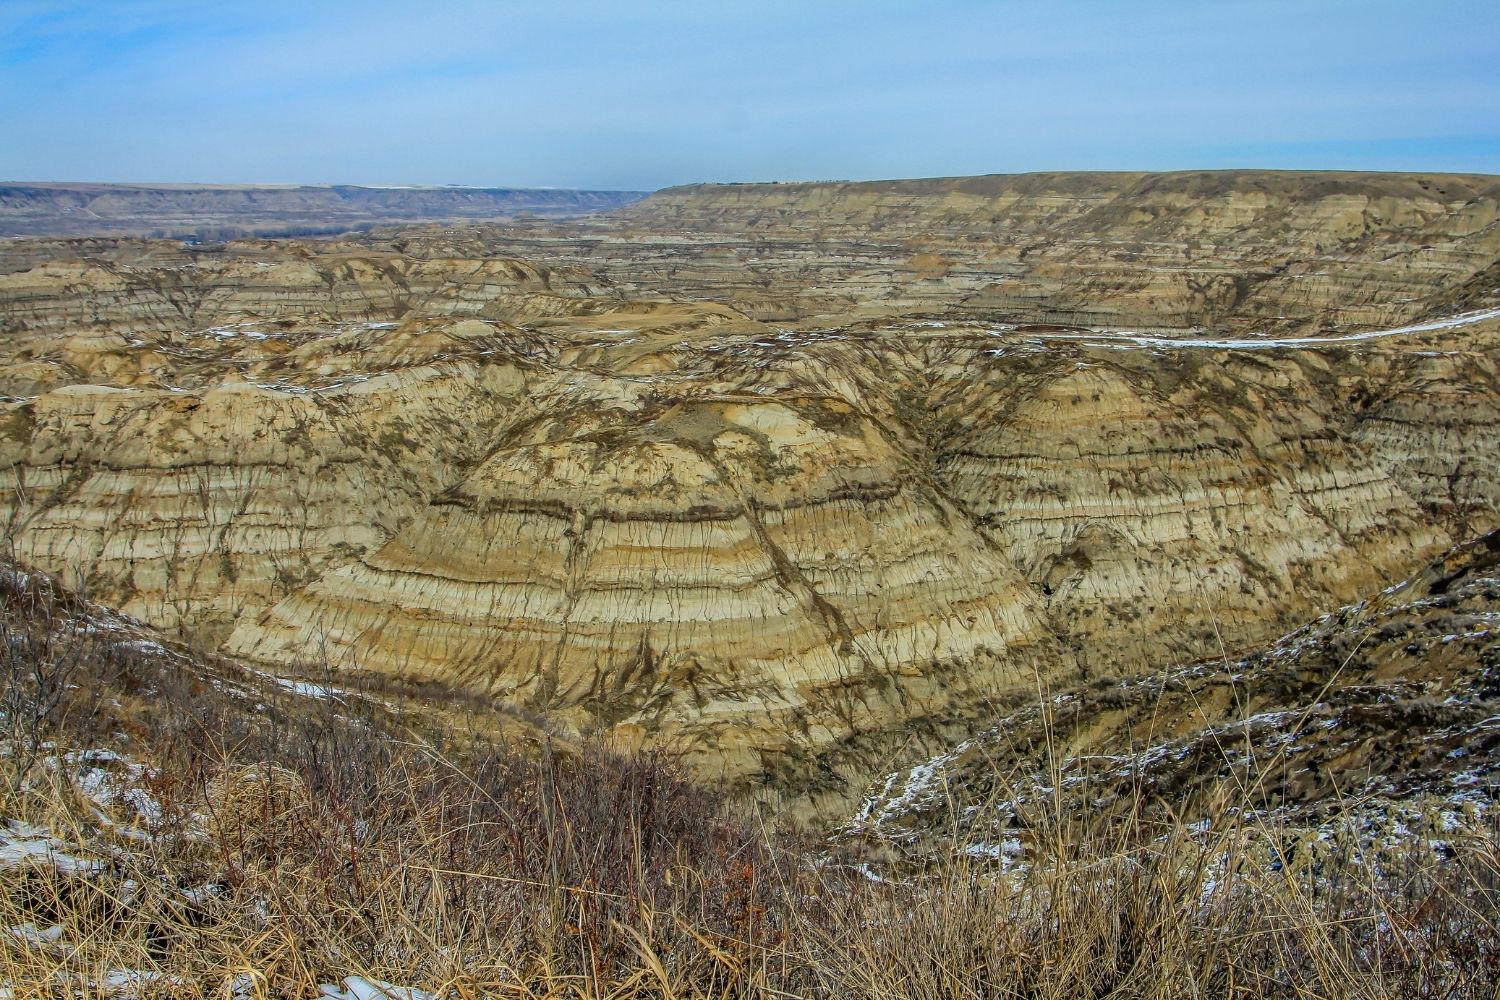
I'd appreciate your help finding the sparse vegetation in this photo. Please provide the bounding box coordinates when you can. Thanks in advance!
[0,562,1496,998]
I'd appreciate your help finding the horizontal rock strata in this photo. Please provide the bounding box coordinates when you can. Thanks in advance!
[1,170,1497,810]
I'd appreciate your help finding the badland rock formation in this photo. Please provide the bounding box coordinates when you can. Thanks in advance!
[850,529,1500,859]
[1,170,1497,814]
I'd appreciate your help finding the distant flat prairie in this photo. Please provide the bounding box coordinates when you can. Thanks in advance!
[0,182,647,238]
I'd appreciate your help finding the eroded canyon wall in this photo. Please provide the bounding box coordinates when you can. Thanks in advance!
[2,170,1497,808]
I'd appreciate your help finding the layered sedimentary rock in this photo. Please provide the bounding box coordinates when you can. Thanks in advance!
[3,358,534,638]
[925,342,1461,670]
[231,394,1056,781]
[849,529,1500,856]
[1,171,1497,809]
[0,244,606,338]
[413,170,1500,332]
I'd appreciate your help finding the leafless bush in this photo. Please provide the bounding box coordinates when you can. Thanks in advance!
[0,565,91,797]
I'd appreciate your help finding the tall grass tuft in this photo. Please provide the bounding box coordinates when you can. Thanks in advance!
[0,561,1496,997]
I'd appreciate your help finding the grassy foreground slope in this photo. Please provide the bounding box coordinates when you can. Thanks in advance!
[0,550,1496,998]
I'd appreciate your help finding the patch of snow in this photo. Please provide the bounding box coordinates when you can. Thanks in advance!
[5,921,65,946]
[318,976,436,1000]
[224,973,258,1000]
[245,667,347,702]
[962,837,1024,865]
[174,882,224,907]
[63,748,163,828]
[1025,306,1500,352]
[113,638,170,657]
[0,821,105,876]
[100,968,185,997]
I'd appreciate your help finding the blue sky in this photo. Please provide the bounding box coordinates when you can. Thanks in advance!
[2,0,1497,189]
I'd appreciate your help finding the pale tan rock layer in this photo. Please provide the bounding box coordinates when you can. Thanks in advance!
[398,170,1500,332]
[0,248,606,338]
[1,170,1497,808]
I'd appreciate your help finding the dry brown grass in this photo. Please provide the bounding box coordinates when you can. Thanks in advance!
[0,562,1497,998]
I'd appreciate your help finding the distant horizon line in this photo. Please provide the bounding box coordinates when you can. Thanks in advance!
[0,180,655,192]
[4,166,1500,191]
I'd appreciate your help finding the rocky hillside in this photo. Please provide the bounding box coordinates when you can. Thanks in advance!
[0,183,647,238]
[4,555,1493,999]
[0,171,1497,814]
[848,529,1500,860]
